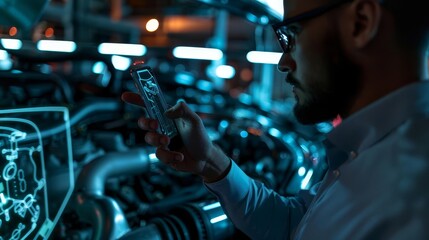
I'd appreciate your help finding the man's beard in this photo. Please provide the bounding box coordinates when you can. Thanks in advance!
[293,53,360,125]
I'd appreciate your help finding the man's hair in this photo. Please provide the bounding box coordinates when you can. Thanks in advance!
[380,0,429,50]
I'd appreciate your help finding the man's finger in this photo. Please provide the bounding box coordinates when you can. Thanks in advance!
[164,101,199,121]
[145,132,170,146]
[121,92,145,107]
[138,118,158,131]
[156,147,184,164]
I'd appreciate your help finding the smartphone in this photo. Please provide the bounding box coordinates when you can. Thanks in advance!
[130,62,179,139]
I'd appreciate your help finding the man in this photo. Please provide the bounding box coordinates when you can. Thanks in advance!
[123,0,429,238]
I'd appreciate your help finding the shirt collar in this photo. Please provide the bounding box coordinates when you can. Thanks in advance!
[326,81,429,167]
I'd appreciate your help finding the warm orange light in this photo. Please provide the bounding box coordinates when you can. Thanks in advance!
[247,127,262,136]
[45,27,54,38]
[9,27,17,36]
[240,68,253,82]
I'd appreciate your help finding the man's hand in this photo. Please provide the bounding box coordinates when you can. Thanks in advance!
[122,92,231,183]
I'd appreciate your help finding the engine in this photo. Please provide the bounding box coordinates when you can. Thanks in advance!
[0,54,329,239]
[0,0,330,238]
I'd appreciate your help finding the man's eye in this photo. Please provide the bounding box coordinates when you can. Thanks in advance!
[287,26,300,35]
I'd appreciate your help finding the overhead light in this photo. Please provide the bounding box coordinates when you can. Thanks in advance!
[215,65,236,79]
[0,50,8,60]
[173,46,223,61]
[37,40,76,53]
[111,55,131,71]
[1,38,23,50]
[255,0,284,20]
[0,50,12,70]
[246,51,282,64]
[98,43,146,56]
[146,19,160,32]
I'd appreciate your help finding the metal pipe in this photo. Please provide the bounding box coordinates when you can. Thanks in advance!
[74,193,131,240]
[72,148,151,239]
[0,71,73,103]
[75,148,151,195]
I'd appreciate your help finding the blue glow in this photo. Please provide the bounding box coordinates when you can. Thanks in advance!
[240,131,249,138]
[37,40,76,53]
[316,122,334,133]
[210,214,227,224]
[213,94,225,105]
[238,93,252,105]
[1,38,23,50]
[200,95,211,104]
[92,61,105,74]
[0,50,8,60]
[220,120,229,129]
[246,51,282,64]
[215,65,236,79]
[246,13,259,23]
[256,115,269,126]
[173,46,223,61]
[149,153,159,164]
[256,0,284,20]
[0,193,6,204]
[202,202,221,211]
[299,143,310,154]
[0,107,75,239]
[98,43,146,56]
[198,105,214,113]
[111,55,131,71]
[115,213,125,223]
[175,73,195,86]
[259,16,270,25]
[268,128,282,137]
[298,167,306,177]
[185,88,197,98]
[196,80,213,92]
[301,169,314,189]
[234,109,253,119]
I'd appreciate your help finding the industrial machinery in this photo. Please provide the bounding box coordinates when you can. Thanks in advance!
[0,0,329,239]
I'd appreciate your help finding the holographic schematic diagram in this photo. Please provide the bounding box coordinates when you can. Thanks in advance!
[0,107,74,240]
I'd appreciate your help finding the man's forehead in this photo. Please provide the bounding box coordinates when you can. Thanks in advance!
[283,0,329,18]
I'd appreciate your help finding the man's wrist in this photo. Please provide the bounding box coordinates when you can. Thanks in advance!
[201,144,232,183]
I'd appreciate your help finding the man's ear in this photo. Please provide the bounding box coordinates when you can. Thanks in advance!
[350,0,382,48]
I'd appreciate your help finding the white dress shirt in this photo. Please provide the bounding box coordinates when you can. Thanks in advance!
[206,81,429,240]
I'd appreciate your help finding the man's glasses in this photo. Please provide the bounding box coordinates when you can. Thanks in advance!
[272,0,353,53]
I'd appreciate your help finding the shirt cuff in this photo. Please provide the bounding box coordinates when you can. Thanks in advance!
[205,160,251,202]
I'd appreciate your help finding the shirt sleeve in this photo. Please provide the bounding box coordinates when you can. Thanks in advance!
[205,160,313,240]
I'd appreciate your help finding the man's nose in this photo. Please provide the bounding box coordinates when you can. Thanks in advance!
[278,52,296,73]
